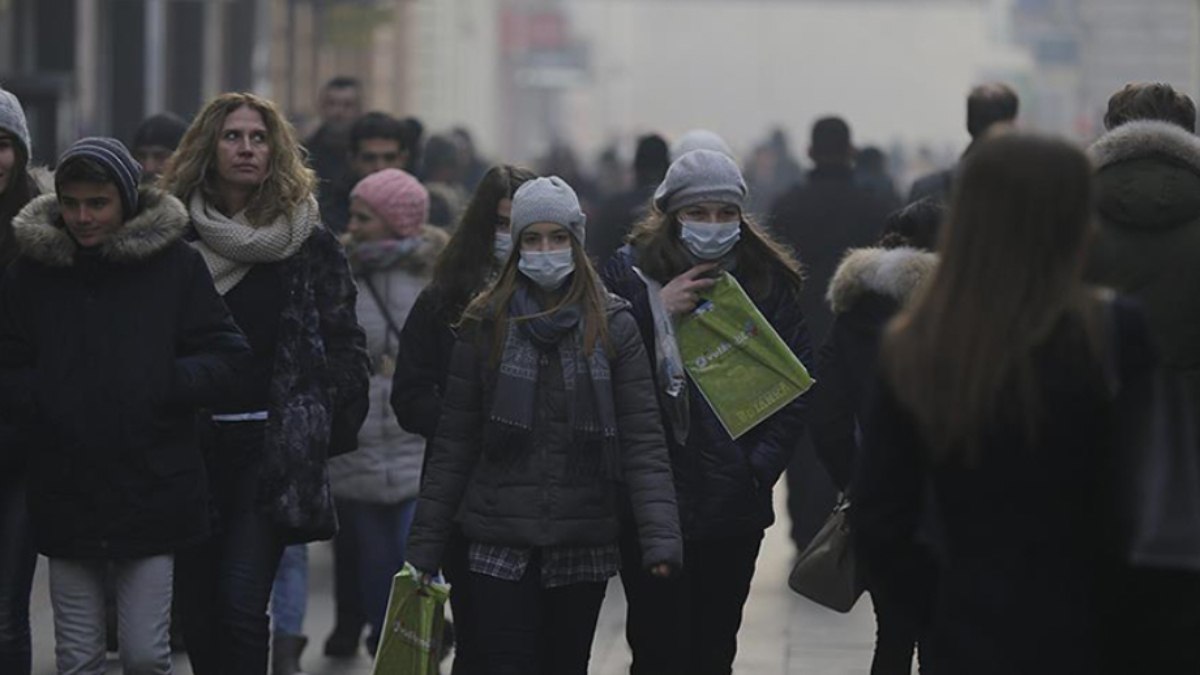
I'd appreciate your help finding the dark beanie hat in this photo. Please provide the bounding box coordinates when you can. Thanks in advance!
[57,137,143,216]
[132,112,189,152]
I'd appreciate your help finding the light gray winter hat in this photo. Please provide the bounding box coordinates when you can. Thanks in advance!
[670,129,733,161]
[653,149,748,214]
[511,176,587,243]
[0,87,31,158]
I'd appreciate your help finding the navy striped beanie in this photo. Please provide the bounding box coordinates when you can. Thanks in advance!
[56,137,143,216]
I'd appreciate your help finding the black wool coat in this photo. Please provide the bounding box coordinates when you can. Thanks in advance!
[852,298,1152,674]
[0,188,250,559]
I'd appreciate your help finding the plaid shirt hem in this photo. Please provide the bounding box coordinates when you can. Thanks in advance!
[468,542,621,588]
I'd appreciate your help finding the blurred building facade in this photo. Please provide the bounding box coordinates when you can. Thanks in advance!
[0,0,582,164]
[1009,0,1200,139]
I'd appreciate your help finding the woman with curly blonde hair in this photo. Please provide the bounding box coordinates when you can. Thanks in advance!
[164,92,370,675]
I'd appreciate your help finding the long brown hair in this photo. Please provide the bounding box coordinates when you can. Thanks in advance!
[628,207,804,301]
[431,165,536,319]
[463,236,611,364]
[160,92,317,227]
[882,133,1096,463]
[0,131,34,269]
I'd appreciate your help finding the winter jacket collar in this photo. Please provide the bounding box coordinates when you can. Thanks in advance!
[13,186,188,267]
[347,224,449,276]
[1090,120,1200,173]
[827,246,937,314]
[1089,120,1200,232]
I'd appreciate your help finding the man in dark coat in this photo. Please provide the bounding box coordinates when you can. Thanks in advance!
[306,76,363,205]
[0,138,249,674]
[587,134,669,267]
[1085,81,1200,673]
[318,111,410,234]
[907,83,1018,205]
[768,116,893,552]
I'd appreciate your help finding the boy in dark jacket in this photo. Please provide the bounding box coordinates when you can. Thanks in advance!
[0,137,249,674]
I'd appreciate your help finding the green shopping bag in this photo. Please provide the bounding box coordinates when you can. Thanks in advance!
[675,272,814,439]
[372,563,451,675]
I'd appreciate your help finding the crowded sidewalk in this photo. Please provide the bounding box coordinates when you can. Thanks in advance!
[28,495,880,674]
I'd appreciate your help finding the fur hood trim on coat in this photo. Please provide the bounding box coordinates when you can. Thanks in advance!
[13,187,188,267]
[400,225,450,274]
[826,246,938,314]
[1089,120,1200,174]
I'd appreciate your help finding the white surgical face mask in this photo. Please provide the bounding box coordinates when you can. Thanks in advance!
[493,232,513,263]
[518,249,574,290]
[679,219,741,260]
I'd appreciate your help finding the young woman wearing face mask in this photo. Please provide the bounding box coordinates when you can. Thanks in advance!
[601,149,811,675]
[388,164,533,673]
[405,176,682,674]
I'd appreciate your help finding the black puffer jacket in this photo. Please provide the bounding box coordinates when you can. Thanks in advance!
[602,245,812,539]
[0,188,250,559]
[809,246,937,490]
[406,295,683,573]
[391,284,460,441]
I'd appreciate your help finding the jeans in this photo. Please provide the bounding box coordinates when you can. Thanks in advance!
[270,545,308,636]
[620,529,763,675]
[338,498,417,654]
[0,475,37,675]
[330,499,366,638]
[177,420,286,675]
[49,555,174,675]
[470,552,607,675]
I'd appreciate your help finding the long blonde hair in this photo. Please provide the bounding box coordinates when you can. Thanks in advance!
[160,92,317,226]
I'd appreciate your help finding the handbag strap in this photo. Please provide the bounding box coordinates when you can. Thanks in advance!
[360,273,405,343]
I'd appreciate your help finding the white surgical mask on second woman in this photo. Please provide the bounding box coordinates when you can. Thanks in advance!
[679,218,741,260]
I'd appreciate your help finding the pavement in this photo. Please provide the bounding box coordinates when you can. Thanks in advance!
[30,492,882,674]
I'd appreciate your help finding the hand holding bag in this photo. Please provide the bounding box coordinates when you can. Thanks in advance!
[372,563,451,675]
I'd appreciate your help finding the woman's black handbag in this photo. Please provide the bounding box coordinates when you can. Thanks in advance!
[788,495,864,612]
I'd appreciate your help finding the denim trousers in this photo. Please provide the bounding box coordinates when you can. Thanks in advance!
[0,474,37,675]
[176,420,286,675]
[49,554,174,675]
[270,544,308,636]
[337,498,417,654]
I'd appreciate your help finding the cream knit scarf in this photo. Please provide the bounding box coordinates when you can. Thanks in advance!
[188,193,320,294]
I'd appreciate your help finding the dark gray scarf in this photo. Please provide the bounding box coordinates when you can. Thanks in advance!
[486,284,618,476]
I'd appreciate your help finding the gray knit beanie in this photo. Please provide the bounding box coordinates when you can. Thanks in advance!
[653,149,748,214]
[511,176,587,243]
[0,87,31,159]
[56,137,143,216]
[670,129,733,161]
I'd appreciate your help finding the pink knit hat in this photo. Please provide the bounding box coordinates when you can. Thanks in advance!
[350,168,429,239]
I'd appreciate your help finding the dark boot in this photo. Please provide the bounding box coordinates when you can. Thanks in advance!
[323,621,362,658]
[271,632,308,675]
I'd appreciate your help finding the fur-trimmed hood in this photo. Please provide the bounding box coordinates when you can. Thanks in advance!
[12,187,188,267]
[826,246,937,315]
[1089,120,1200,231]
